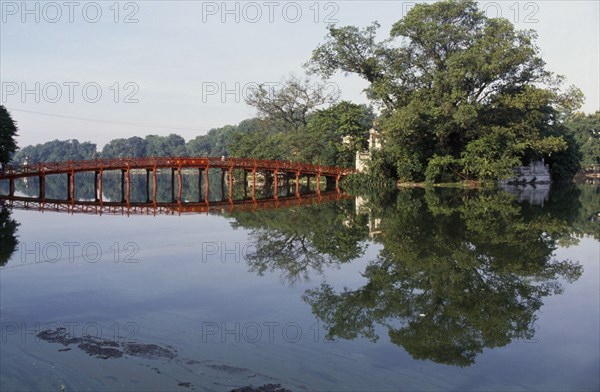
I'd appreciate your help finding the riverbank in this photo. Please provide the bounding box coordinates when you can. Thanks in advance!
[396,181,483,189]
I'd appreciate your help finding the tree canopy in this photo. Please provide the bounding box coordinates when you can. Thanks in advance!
[0,105,18,167]
[307,0,583,182]
[565,111,600,165]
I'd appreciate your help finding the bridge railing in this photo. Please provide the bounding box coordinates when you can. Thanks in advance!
[1,157,355,178]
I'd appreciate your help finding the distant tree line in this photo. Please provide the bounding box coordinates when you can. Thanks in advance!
[10,121,252,164]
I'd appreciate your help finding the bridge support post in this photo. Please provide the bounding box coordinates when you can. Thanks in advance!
[177,165,182,205]
[205,164,210,204]
[126,165,131,206]
[252,168,256,201]
[243,170,247,199]
[295,171,300,197]
[273,169,278,200]
[94,171,98,201]
[228,166,233,203]
[198,168,203,202]
[152,168,157,204]
[171,168,175,203]
[316,168,321,196]
[98,169,103,205]
[121,170,126,203]
[9,178,14,197]
[146,169,151,203]
[71,170,75,202]
[67,172,74,202]
[219,169,225,202]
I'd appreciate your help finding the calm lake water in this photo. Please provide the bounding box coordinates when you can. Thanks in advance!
[1,181,599,391]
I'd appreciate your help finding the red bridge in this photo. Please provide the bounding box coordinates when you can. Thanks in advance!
[0,157,354,206]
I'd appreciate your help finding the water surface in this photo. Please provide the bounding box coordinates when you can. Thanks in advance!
[1,183,598,391]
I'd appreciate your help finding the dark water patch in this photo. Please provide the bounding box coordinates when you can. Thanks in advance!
[78,342,123,359]
[207,364,249,375]
[123,343,177,359]
[231,384,292,392]
[184,359,211,366]
[37,327,177,360]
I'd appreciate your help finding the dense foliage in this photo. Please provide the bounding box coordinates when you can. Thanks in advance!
[307,0,584,182]
[565,111,600,166]
[14,139,98,163]
[0,105,18,168]
[230,95,375,167]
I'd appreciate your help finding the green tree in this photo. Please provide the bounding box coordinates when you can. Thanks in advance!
[102,136,148,158]
[565,111,600,165]
[303,101,375,166]
[145,134,187,156]
[307,0,581,182]
[0,105,18,167]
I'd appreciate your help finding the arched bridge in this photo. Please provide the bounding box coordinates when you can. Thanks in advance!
[0,157,354,205]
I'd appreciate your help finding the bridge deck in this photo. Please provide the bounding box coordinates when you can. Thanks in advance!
[0,157,353,180]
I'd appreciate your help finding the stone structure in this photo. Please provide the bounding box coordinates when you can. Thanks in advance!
[355,128,382,172]
[500,159,551,185]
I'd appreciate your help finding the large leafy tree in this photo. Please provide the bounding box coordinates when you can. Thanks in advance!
[0,105,18,167]
[307,0,582,181]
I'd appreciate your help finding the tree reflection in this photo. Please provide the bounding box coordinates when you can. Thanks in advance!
[303,188,585,367]
[0,204,19,266]
[228,199,370,284]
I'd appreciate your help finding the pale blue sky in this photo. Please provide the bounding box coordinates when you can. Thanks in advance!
[1,0,598,148]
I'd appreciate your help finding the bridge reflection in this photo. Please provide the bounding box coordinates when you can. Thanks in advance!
[0,190,349,216]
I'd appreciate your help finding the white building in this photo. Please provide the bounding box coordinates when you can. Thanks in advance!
[354,128,382,172]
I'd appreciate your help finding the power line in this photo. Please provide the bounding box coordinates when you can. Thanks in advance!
[7,108,208,133]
